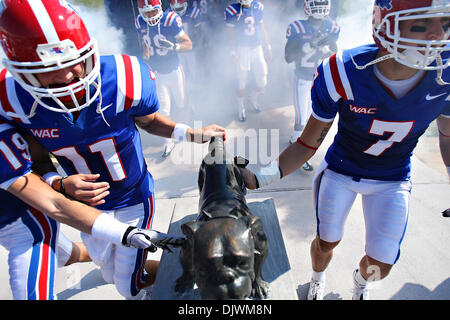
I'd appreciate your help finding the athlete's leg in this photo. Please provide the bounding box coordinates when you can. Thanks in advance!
[113,195,156,299]
[1,210,59,300]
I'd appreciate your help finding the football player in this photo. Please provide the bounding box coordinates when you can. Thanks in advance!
[136,0,194,157]
[103,0,141,56]
[0,124,183,299]
[225,0,272,122]
[170,0,202,109]
[0,0,224,299]
[240,0,450,300]
[285,0,340,171]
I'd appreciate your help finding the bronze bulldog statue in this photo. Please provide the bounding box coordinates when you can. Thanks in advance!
[174,137,270,300]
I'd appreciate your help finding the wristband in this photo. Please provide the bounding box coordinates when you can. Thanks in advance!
[439,129,450,138]
[172,123,191,142]
[447,166,450,180]
[43,172,61,187]
[297,138,318,151]
[91,213,130,246]
[59,177,66,195]
[254,160,282,188]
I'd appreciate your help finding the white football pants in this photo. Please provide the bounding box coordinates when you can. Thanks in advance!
[312,160,411,265]
[80,195,155,298]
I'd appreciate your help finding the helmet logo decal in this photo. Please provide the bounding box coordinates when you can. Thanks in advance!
[376,0,392,10]
[51,47,64,54]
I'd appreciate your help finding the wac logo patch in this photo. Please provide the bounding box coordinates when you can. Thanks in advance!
[376,0,392,10]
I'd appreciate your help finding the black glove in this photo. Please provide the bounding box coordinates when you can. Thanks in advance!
[122,227,185,253]
[158,38,175,50]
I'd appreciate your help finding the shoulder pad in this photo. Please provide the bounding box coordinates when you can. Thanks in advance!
[321,51,354,103]
[225,4,239,16]
[163,12,180,27]
[113,54,143,113]
[290,20,306,34]
[0,69,30,124]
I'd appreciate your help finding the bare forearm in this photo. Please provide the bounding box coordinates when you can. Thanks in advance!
[279,143,317,177]
[135,112,176,138]
[280,117,333,177]
[9,173,99,234]
[178,38,192,51]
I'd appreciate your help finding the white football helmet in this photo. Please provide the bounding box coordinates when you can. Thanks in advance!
[170,0,188,16]
[239,0,253,7]
[304,0,331,19]
[138,0,163,26]
[372,0,450,72]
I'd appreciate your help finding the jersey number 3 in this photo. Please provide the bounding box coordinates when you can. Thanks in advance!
[364,120,414,156]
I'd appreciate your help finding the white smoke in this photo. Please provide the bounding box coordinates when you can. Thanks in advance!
[73,3,125,55]
[337,0,374,50]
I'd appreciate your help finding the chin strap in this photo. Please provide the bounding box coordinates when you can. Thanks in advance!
[350,51,395,70]
[351,50,450,87]
[434,54,450,86]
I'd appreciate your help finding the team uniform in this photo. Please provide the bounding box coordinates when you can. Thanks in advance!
[0,55,159,298]
[135,11,186,119]
[0,123,75,300]
[286,17,339,140]
[225,1,268,115]
[310,44,450,264]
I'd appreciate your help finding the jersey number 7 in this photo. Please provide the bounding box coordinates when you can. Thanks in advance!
[364,119,414,157]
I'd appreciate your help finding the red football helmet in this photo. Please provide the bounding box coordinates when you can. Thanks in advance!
[0,0,101,116]
[170,0,188,16]
[372,0,450,70]
[138,0,163,26]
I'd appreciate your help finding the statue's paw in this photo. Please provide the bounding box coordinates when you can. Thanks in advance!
[174,276,195,295]
[251,278,270,300]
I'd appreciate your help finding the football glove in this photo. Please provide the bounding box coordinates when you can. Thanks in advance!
[122,227,185,253]
[158,38,176,50]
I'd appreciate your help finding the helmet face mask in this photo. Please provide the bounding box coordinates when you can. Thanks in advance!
[373,0,450,70]
[170,0,188,16]
[0,0,101,116]
[138,0,163,26]
[304,0,331,19]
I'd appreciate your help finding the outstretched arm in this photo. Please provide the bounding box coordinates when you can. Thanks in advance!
[241,116,333,189]
[8,172,184,251]
[134,112,226,143]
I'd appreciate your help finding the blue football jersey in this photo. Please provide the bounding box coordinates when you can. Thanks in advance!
[181,6,201,36]
[0,122,33,228]
[311,44,450,181]
[225,1,264,48]
[286,17,340,80]
[0,54,160,210]
[135,11,184,74]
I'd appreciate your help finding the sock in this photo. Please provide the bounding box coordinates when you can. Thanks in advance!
[312,270,326,282]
